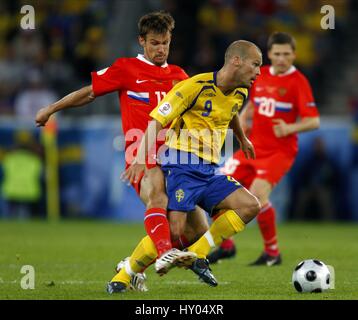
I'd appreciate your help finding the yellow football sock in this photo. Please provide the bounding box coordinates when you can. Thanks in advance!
[111,235,157,286]
[111,267,131,286]
[187,210,245,258]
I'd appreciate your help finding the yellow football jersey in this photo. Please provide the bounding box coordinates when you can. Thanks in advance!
[150,72,248,164]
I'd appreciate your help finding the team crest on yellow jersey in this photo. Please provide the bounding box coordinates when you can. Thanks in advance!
[175,189,185,202]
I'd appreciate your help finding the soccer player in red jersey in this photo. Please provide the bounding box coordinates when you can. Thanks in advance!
[35,11,206,275]
[208,32,320,266]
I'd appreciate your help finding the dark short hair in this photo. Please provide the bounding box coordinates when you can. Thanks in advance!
[267,32,296,51]
[138,11,175,38]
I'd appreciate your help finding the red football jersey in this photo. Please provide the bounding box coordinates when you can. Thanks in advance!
[91,54,188,166]
[249,65,319,156]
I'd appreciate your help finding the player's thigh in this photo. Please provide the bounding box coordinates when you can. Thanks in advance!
[215,186,259,211]
[140,166,167,208]
[215,187,260,223]
[249,178,272,206]
[184,206,209,241]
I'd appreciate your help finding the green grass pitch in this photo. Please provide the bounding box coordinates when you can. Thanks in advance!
[0,220,357,300]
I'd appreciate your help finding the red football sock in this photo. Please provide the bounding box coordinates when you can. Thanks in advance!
[144,208,172,257]
[172,235,190,250]
[256,203,280,256]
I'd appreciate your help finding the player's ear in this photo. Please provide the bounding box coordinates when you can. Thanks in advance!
[138,35,145,47]
[233,55,241,66]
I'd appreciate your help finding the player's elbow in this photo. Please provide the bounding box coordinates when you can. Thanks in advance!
[304,117,320,131]
[87,85,96,102]
[313,117,320,130]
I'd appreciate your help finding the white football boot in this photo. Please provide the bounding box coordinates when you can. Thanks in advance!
[115,257,148,292]
[155,248,197,276]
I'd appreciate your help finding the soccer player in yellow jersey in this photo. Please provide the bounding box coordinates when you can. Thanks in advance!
[109,40,262,292]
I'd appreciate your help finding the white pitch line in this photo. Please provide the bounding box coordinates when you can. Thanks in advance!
[163,280,230,285]
[0,279,231,286]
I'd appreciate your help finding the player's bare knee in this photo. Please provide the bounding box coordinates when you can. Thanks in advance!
[246,196,261,220]
[147,192,168,209]
[252,197,261,216]
[236,196,261,223]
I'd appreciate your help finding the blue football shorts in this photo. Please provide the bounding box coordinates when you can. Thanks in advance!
[160,149,242,216]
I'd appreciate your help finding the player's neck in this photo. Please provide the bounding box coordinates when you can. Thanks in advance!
[138,54,168,67]
[216,69,236,95]
[270,65,295,76]
[272,67,287,75]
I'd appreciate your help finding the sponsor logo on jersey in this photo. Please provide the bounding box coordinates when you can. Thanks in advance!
[136,79,149,84]
[158,102,172,116]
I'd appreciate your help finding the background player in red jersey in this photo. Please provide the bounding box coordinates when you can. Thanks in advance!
[35,11,207,274]
[208,32,320,266]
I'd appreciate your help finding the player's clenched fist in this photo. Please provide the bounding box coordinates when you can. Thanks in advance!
[35,107,51,127]
[121,162,146,185]
[272,118,291,138]
[240,137,256,160]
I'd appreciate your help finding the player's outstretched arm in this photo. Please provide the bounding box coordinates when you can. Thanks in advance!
[272,116,320,138]
[35,85,96,127]
[230,113,255,159]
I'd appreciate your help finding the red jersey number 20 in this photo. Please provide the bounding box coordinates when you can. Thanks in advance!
[257,97,276,117]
